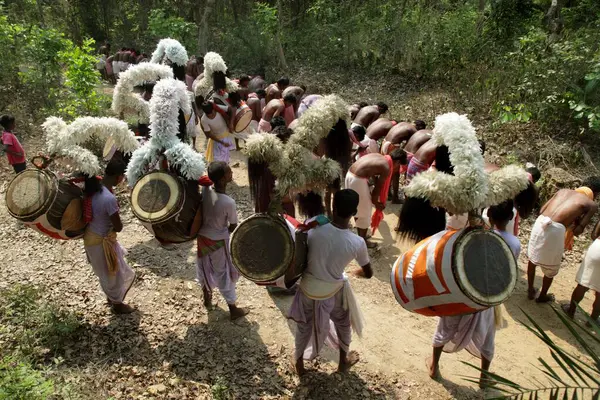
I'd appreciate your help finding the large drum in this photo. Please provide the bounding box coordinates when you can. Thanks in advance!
[6,169,86,240]
[230,213,307,284]
[391,228,517,317]
[233,103,252,133]
[130,171,202,243]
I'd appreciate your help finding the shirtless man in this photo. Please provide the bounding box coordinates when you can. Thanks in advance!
[381,122,419,203]
[345,150,407,247]
[281,85,305,126]
[236,75,251,100]
[355,118,396,157]
[527,177,600,303]
[349,102,368,120]
[248,75,267,93]
[265,77,290,103]
[247,89,266,122]
[405,135,437,184]
[259,94,296,133]
[352,102,388,131]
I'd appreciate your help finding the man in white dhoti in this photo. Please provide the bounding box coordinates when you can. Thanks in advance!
[428,201,520,388]
[195,161,248,321]
[288,189,373,376]
[200,101,233,164]
[83,160,136,314]
[564,219,600,325]
[527,179,600,303]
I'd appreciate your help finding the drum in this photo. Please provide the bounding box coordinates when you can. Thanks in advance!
[130,171,201,243]
[230,213,307,283]
[234,104,253,133]
[390,228,517,317]
[6,169,86,240]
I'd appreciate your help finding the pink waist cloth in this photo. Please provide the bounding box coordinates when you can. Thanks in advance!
[406,156,429,183]
[258,118,272,133]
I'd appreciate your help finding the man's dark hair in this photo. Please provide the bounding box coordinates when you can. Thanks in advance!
[277,77,290,87]
[525,164,541,183]
[270,116,286,129]
[272,126,293,143]
[296,191,325,219]
[141,81,156,93]
[325,119,352,173]
[414,120,426,131]
[208,161,228,183]
[105,159,127,177]
[582,176,600,196]
[390,148,407,164]
[377,102,389,113]
[479,139,486,155]
[213,71,226,91]
[256,89,266,98]
[283,94,297,104]
[239,74,250,84]
[435,145,454,175]
[515,182,537,218]
[0,114,15,130]
[351,125,366,141]
[358,101,369,108]
[228,91,242,107]
[201,101,214,114]
[488,199,515,226]
[334,189,360,219]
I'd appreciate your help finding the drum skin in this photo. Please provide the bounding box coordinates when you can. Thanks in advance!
[231,213,304,283]
[234,105,252,133]
[390,228,517,317]
[6,169,85,240]
[130,171,201,243]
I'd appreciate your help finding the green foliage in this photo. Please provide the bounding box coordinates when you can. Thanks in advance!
[0,356,54,400]
[211,376,232,400]
[467,306,600,398]
[0,284,82,360]
[148,9,197,55]
[55,38,105,120]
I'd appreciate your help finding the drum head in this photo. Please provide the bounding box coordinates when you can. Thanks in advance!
[131,172,183,223]
[103,136,116,161]
[453,229,517,307]
[230,214,294,282]
[6,169,56,220]
[234,108,253,133]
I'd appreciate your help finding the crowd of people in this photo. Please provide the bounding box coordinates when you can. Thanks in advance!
[4,43,600,390]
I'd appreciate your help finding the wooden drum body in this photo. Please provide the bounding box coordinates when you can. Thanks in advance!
[130,171,201,243]
[230,213,307,285]
[391,228,517,317]
[6,169,86,240]
[234,104,253,133]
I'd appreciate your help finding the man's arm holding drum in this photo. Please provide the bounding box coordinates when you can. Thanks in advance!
[110,212,124,233]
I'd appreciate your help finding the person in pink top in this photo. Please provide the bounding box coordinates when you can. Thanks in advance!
[1,115,26,173]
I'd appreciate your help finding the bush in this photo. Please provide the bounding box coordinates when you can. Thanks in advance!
[0,356,54,400]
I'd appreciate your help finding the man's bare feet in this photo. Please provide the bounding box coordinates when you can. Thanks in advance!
[528,288,538,300]
[338,351,360,373]
[229,306,249,321]
[294,357,306,376]
[561,303,575,319]
[426,357,440,380]
[536,293,555,303]
[111,303,136,314]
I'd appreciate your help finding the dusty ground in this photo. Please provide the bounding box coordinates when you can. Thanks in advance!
[1,132,599,400]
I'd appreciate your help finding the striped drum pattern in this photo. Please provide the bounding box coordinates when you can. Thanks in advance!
[391,228,517,317]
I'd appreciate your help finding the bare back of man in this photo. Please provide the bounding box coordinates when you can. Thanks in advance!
[262,99,285,122]
[404,129,433,155]
[247,97,262,122]
[542,190,597,231]
[353,106,380,128]
[366,118,394,141]
[349,153,392,206]
[384,123,418,146]
[265,83,282,104]
[382,122,418,203]
[412,139,438,166]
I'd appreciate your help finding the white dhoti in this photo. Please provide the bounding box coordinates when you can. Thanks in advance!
[196,237,239,304]
[433,307,496,361]
[288,274,364,361]
[527,215,566,278]
[85,242,135,304]
[576,239,600,292]
[344,171,372,230]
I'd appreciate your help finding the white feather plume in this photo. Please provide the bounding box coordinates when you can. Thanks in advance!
[150,38,189,67]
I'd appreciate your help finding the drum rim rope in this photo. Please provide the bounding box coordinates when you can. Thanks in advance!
[451,228,517,307]
[130,171,185,223]
[6,169,59,220]
[234,106,252,133]
[230,213,295,282]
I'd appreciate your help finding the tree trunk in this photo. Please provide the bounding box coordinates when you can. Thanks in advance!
[476,0,486,34]
[230,0,238,24]
[198,0,215,54]
[276,0,288,71]
[545,0,564,42]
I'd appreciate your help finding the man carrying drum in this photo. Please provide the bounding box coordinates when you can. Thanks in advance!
[193,161,248,321]
[527,177,600,303]
[288,189,372,376]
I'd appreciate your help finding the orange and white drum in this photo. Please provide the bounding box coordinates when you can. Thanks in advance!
[391,228,517,317]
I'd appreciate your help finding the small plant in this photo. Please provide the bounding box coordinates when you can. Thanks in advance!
[211,376,232,400]
[0,356,54,400]
[466,306,600,399]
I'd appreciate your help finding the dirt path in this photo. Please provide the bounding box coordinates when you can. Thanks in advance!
[1,131,599,399]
